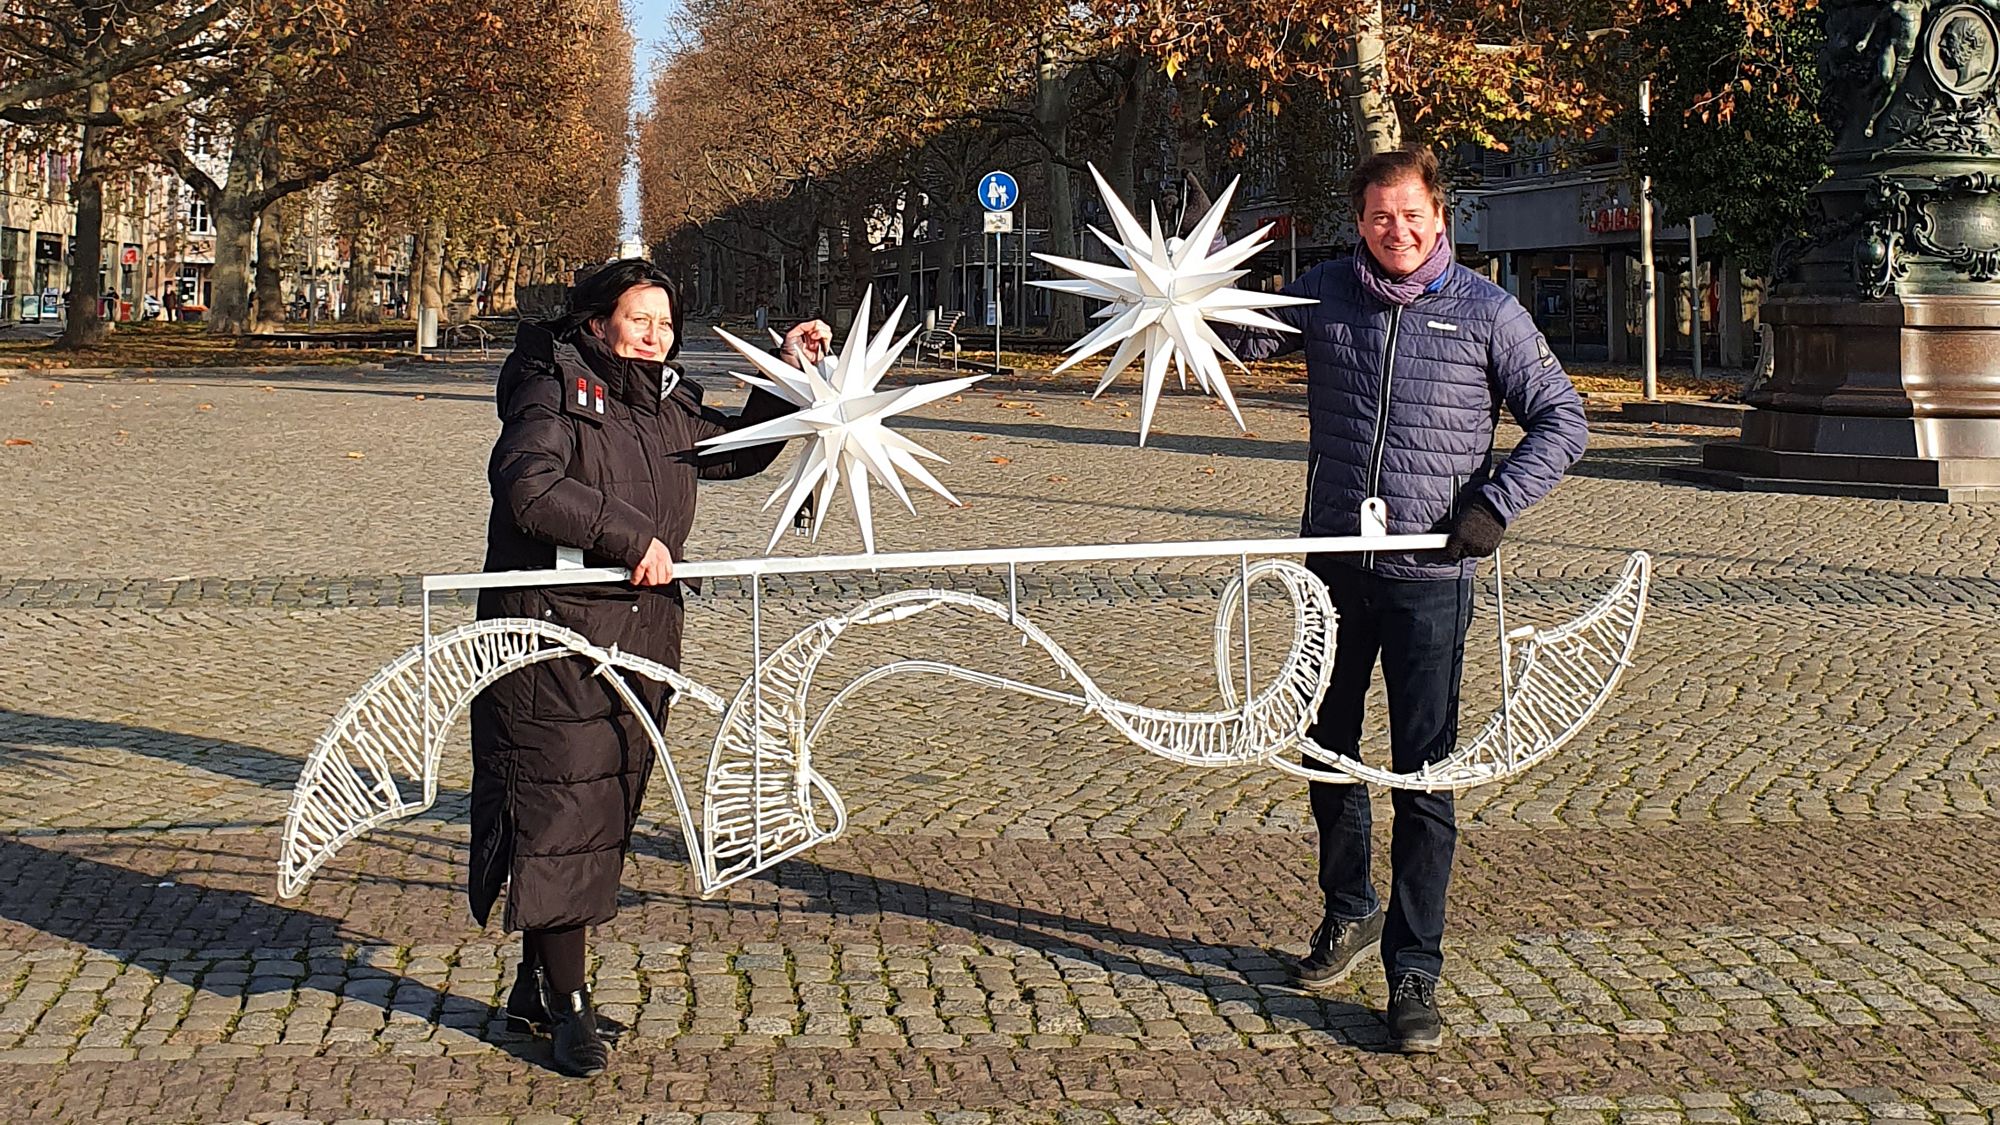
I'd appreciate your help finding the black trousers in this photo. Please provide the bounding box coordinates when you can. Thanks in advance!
[1303,558,1473,984]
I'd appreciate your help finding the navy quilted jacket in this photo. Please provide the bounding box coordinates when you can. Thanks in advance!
[1231,257,1588,580]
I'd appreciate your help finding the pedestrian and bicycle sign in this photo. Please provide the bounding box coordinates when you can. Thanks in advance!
[978,171,1018,211]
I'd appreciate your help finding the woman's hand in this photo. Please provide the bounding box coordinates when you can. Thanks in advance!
[631,538,674,586]
[782,319,834,367]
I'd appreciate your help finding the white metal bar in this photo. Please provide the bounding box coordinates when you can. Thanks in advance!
[1238,553,1252,705]
[749,573,764,866]
[421,533,1450,592]
[420,589,434,804]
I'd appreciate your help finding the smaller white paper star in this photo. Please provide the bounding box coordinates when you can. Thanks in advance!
[1032,164,1318,445]
[699,287,992,554]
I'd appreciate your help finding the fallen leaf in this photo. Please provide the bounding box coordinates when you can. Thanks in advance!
[1027,411,1045,418]
[196,403,214,411]
[0,376,10,384]
[989,456,1011,465]
[143,377,156,384]
[1047,474,1069,483]
[1242,431,1259,438]
[1199,466,1216,475]
[966,435,989,442]
[4,438,31,447]
[113,430,129,437]
[260,385,275,393]
[413,394,427,401]
[345,451,365,459]
[46,382,61,390]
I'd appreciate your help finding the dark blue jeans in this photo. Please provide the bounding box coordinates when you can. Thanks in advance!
[1303,557,1473,985]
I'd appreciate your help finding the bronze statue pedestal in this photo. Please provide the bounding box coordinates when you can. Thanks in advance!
[1670,0,2000,503]
[1677,294,2000,501]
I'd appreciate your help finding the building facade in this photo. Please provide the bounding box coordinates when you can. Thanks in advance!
[0,128,230,323]
[1468,142,1757,369]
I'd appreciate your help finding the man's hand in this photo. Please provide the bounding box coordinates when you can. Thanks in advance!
[1443,499,1505,561]
[782,320,834,367]
[631,538,675,586]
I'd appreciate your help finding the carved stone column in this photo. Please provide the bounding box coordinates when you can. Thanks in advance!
[1675,0,2000,501]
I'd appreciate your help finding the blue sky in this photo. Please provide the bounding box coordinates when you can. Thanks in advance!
[621,0,683,239]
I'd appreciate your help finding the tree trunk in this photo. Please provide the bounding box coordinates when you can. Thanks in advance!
[896,181,917,309]
[205,117,271,335]
[936,209,968,314]
[1173,70,1213,189]
[207,201,257,334]
[58,80,112,349]
[418,216,445,321]
[510,242,530,312]
[1101,51,1154,266]
[342,194,382,323]
[1107,50,1152,210]
[253,199,284,330]
[1036,43,1084,340]
[1341,0,1402,158]
[492,231,520,315]
[840,198,871,321]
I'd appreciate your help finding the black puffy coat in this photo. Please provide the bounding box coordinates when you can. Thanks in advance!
[467,321,790,931]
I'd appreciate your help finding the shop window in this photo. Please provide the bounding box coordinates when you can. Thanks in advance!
[1518,250,1609,362]
[1,227,25,299]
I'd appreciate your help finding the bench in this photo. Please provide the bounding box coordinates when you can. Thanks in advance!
[246,330,416,350]
[443,321,494,356]
[916,310,963,369]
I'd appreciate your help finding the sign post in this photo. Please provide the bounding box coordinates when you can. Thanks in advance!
[1638,79,1659,402]
[978,171,1019,375]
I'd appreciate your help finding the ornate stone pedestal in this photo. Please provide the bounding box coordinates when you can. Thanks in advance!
[1672,0,2000,502]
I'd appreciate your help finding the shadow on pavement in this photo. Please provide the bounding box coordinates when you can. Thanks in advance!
[0,833,563,1071]
[622,832,1393,1050]
[0,708,466,825]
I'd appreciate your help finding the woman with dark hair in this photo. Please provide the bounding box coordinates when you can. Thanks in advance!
[468,258,829,1076]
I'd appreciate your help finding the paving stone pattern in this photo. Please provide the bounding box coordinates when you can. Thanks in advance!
[0,347,1996,1121]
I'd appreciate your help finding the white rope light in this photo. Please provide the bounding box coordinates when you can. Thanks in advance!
[280,538,1652,899]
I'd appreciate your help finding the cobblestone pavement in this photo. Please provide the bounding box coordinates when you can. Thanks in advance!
[0,338,1996,1122]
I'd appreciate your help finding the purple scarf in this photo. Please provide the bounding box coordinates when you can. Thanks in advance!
[1353,236,1453,306]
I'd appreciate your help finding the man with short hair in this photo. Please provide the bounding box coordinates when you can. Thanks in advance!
[1214,145,1588,1051]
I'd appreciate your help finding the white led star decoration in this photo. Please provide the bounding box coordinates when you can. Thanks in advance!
[1031,164,1318,445]
[698,287,991,554]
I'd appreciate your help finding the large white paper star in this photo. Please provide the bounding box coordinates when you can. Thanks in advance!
[1031,164,1318,445]
[699,287,991,554]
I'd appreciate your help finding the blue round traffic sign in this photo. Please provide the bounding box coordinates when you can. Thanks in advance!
[977,171,1019,211]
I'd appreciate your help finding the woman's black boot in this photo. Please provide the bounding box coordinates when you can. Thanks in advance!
[541,979,609,1077]
[504,961,551,1032]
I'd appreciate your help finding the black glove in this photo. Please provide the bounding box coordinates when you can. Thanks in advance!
[1443,498,1505,561]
